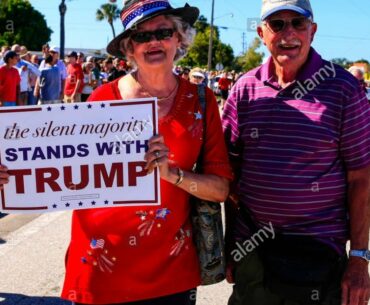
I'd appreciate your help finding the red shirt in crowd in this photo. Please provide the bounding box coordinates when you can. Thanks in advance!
[0,66,21,102]
[64,63,84,96]
[61,77,233,304]
[218,77,231,91]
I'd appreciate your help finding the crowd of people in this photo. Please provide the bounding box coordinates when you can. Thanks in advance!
[0,42,242,108]
[0,44,128,106]
[0,0,369,305]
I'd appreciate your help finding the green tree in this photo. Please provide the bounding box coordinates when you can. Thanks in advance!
[96,3,120,39]
[331,58,353,68]
[178,15,234,69]
[235,37,264,72]
[0,0,52,50]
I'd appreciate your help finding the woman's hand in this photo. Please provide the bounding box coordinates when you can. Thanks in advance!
[144,135,176,182]
[0,165,10,190]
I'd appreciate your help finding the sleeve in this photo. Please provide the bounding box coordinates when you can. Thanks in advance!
[222,81,243,158]
[339,82,370,170]
[202,87,233,180]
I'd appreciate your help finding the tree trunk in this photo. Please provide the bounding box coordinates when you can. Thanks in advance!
[110,22,116,38]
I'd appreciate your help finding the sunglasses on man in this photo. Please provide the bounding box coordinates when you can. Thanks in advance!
[264,17,312,33]
[130,28,175,43]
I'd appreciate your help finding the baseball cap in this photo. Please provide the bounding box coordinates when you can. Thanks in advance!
[67,51,78,58]
[50,46,60,53]
[261,0,313,20]
[191,71,205,79]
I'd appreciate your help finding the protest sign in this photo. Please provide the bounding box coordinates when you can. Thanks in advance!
[0,99,160,213]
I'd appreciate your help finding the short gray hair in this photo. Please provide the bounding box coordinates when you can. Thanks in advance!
[119,15,196,68]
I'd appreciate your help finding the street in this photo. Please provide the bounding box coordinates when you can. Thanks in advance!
[0,212,232,305]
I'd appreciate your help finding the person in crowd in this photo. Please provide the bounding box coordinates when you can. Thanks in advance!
[102,58,125,82]
[34,54,61,105]
[64,51,83,103]
[218,71,231,108]
[87,56,103,87]
[81,62,96,101]
[26,1,230,304]
[0,51,21,106]
[49,46,67,100]
[12,45,40,106]
[0,46,10,65]
[180,67,190,81]
[222,1,370,305]
[41,44,50,60]
[113,57,128,76]
[77,51,85,65]
[189,67,205,85]
[348,66,368,94]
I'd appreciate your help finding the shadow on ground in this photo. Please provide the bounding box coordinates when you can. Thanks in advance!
[0,293,71,305]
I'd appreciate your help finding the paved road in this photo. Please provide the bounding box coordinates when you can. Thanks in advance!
[0,212,232,305]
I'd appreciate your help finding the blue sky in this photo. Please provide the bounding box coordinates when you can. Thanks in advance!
[31,0,370,62]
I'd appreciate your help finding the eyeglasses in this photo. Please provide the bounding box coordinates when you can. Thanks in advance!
[263,17,312,33]
[130,28,175,43]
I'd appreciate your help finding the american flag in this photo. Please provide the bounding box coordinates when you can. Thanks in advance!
[90,238,105,249]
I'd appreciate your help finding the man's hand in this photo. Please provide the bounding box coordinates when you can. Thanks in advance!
[341,258,370,305]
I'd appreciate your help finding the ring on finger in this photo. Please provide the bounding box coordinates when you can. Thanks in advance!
[154,151,160,158]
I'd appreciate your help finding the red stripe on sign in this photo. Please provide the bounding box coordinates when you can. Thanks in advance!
[0,107,42,113]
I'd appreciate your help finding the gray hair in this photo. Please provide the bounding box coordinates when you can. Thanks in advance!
[119,15,196,68]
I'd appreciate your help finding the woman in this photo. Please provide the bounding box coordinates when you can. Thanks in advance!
[0,1,232,304]
[81,62,96,102]
[189,67,205,85]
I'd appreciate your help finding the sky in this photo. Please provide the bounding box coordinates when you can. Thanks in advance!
[30,0,370,62]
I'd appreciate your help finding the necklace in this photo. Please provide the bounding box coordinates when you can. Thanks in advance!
[134,71,179,102]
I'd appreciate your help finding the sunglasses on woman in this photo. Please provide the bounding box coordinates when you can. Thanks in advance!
[130,28,175,43]
[264,17,312,33]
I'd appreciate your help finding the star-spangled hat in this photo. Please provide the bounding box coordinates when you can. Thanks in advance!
[107,0,199,57]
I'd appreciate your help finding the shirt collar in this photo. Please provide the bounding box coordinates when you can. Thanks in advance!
[257,48,324,88]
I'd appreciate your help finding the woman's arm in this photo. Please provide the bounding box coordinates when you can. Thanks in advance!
[145,135,229,202]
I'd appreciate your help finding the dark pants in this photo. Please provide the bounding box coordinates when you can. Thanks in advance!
[76,288,196,305]
[229,251,344,305]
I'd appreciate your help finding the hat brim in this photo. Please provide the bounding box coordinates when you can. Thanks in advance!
[261,5,312,20]
[107,5,199,58]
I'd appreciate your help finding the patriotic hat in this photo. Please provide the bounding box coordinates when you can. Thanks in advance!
[107,0,199,57]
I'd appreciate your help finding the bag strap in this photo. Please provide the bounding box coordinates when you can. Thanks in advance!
[195,84,207,173]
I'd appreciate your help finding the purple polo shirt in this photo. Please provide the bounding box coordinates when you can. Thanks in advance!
[222,48,370,252]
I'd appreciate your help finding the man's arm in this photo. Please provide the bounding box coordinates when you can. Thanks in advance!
[341,164,370,305]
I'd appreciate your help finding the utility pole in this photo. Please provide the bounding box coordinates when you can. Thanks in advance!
[59,0,67,59]
[207,0,215,71]
[242,32,247,53]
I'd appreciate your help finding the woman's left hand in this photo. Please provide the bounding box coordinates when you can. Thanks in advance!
[144,135,173,180]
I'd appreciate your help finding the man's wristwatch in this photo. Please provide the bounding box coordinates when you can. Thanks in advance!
[349,249,370,261]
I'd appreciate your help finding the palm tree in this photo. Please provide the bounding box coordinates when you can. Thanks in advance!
[96,3,120,39]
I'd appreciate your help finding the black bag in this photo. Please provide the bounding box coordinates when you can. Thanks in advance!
[191,84,226,285]
[238,205,346,304]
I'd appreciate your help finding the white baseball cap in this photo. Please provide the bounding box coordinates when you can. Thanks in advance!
[261,0,313,20]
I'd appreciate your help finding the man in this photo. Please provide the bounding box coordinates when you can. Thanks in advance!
[39,46,67,100]
[64,51,83,103]
[222,1,370,305]
[0,51,21,106]
[34,54,61,104]
[13,45,40,106]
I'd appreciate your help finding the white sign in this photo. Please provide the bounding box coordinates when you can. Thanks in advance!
[0,99,160,213]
